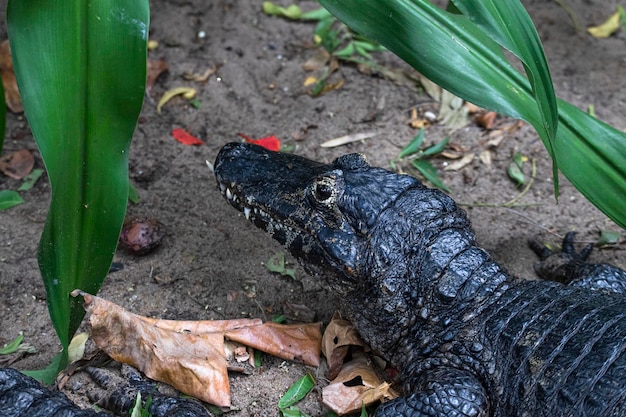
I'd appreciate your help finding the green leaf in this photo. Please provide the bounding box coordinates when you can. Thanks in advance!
[23,350,67,385]
[0,332,24,354]
[398,129,425,159]
[267,251,296,279]
[0,189,24,210]
[7,0,149,358]
[128,182,140,204]
[422,136,450,157]
[597,230,621,246]
[262,2,303,19]
[360,402,369,417]
[411,159,450,192]
[318,0,626,228]
[18,168,44,191]
[278,373,315,409]
[507,154,526,186]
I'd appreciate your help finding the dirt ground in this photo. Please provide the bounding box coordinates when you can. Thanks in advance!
[1,0,625,415]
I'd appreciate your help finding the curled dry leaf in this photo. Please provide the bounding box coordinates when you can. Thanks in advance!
[74,290,231,407]
[225,321,322,367]
[72,290,322,408]
[475,111,497,129]
[322,312,365,380]
[0,149,34,179]
[146,59,169,92]
[0,40,23,113]
[157,87,197,113]
[444,153,474,171]
[320,131,377,148]
[322,352,398,415]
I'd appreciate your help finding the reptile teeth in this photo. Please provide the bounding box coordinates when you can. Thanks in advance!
[226,188,233,200]
[244,207,251,220]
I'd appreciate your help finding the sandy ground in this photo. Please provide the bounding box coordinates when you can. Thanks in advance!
[1,0,625,415]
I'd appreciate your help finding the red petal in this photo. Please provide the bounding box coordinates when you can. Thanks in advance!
[172,128,204,146]
[237,133,281,151]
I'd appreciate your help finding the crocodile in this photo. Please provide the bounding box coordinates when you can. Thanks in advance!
[214,142,626,417]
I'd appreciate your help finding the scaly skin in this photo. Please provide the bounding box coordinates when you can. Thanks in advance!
[214,142,626,417]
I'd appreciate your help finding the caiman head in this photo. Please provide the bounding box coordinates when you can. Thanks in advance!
[213,142,425,295]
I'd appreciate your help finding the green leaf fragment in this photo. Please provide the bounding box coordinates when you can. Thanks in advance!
[267,252,296,279]
[507,153,527,186]
[0,332,24,354]
[0,190,24,210]
[360,402,369,417]
[254,349,263,368]
[128,182,140,204]
[262,2,303,20]
[18,168,44,191]
[278,372,315,409]
[597,230,621,246]
[398,129,425,159]
[422,136,450,157]
[411,159,450,192]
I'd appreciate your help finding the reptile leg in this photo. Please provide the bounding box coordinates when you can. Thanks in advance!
[530,232,626,294]
[375,368,489,417]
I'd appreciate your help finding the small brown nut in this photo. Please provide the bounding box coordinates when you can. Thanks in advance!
[119,216,165,255]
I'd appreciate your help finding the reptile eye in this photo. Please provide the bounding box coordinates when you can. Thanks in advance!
[312,177,335,203]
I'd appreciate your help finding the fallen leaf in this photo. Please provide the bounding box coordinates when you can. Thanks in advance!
[237,133,281,151]
[72,290,323,408]
[172,128,204,146]
[182,66,218,83]
[302,48,331,71]
[507,152,528,186]
[225,322,322,367]
[443,153,474,171]
[17,168,44,191]
[68,332,89,364]
[322,352,397,415]
[407,108,429,129]
[475,111,497,129]
[0,190,24,211]
[322,312,365,380]
[587,10,621,38]
[278,372,315,410]
[438,90,469,129]
[0,149,34,179]
[479,149,492,166]
[157,87,197,113]
[75,290,231,407]
[320,131,377,148]
[146,59,169,92]
[0,40,22,113]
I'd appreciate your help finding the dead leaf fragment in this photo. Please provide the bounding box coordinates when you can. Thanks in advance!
[225,322,322,367]
[0,149,34,179]
[322,312,365,380]
[444,153,474,171]
[75,290,231,407]
[157,87,197,113]
[183,66,219,83]
[320,132,377,148]
[0,40,22,113]
[146,59,169,92]
[322,353,398,415]
[475,111,497,129]
[71,290,323,408]
[587,11,621,38]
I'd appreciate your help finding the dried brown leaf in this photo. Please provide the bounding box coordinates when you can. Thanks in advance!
[182,66,218,83]
[0,40,22,113]
[322,353,397,415]
[322,312,365,379]
[475,111,497,129]
[0,149,34,179]
[76,290,231,407]
[443,153,474,171]
[479,149,492,166]
[302,48,331,71]
[225,322,322,367]
[146,59,169,92]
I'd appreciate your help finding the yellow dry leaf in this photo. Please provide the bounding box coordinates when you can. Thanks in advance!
[68,332,89,364]
[587,11,621,38]
[157,87,197,113]
[303,76,318,87]
[444,153,474,171]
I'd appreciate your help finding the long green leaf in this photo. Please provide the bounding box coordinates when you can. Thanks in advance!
[7,0,149,356]
[319,0,626,229]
